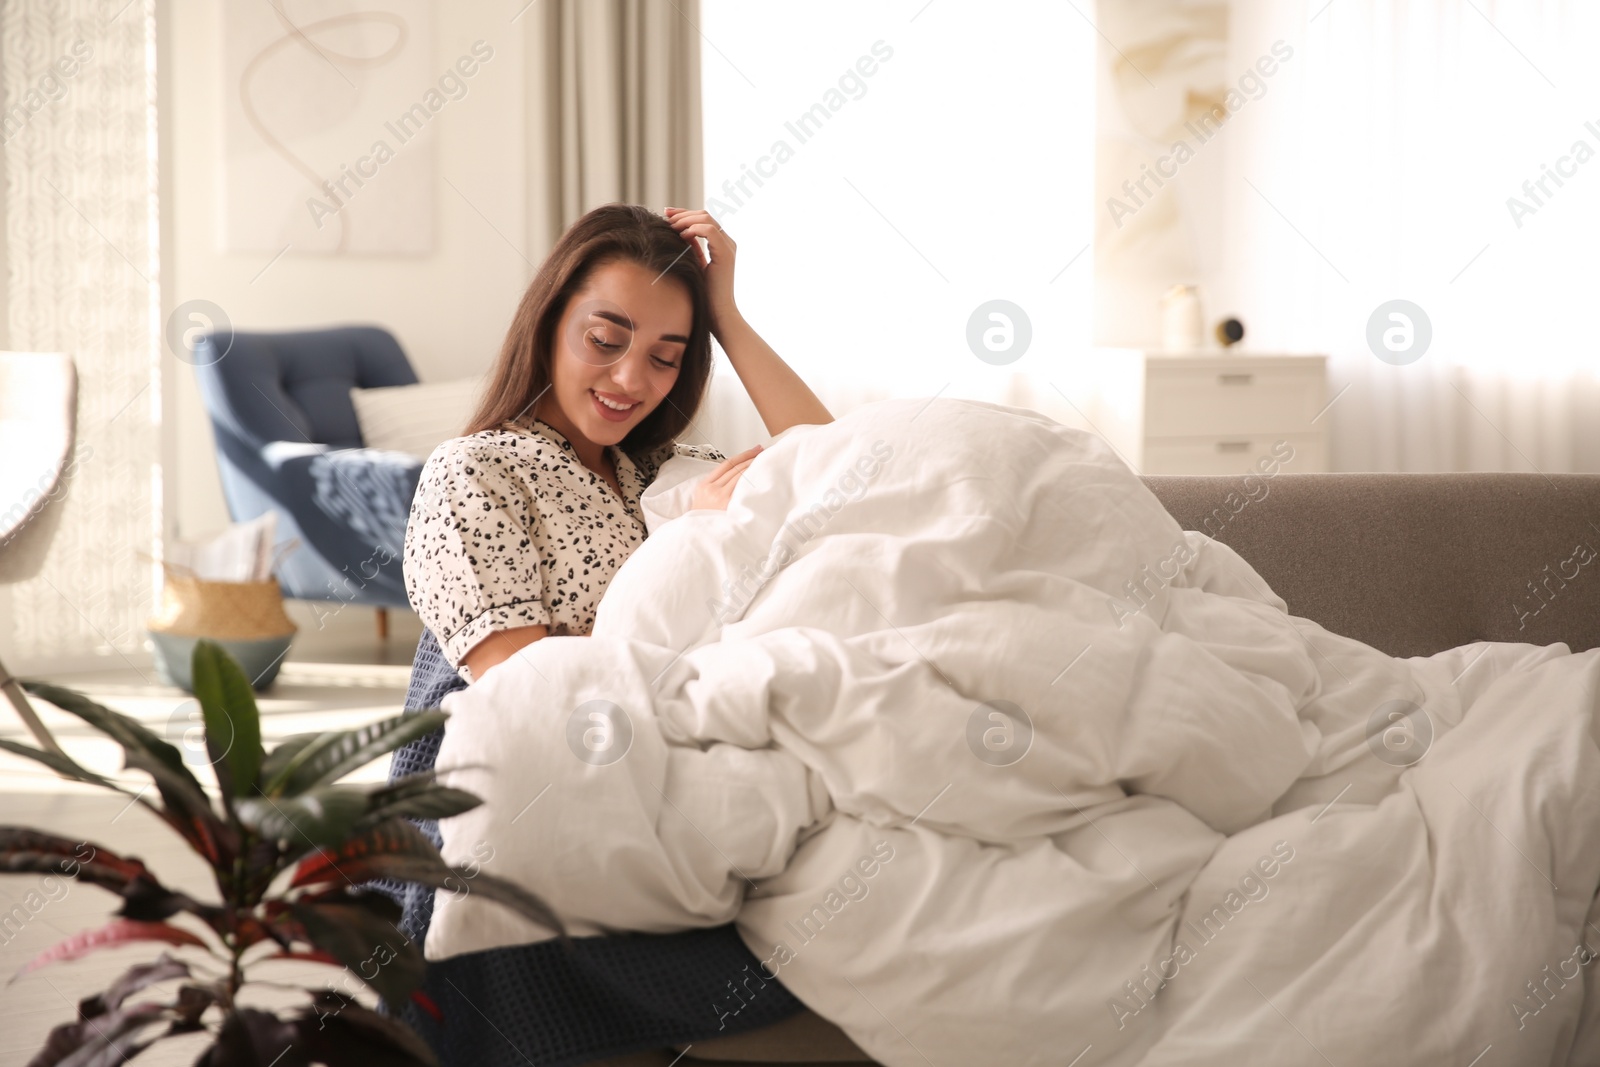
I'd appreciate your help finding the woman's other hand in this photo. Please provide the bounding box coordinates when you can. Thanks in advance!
[461,623,550,683]
[689,445,762,511]
[664,206,739,339]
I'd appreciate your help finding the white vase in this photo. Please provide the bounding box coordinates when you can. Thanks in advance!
[1161,284,1204,352]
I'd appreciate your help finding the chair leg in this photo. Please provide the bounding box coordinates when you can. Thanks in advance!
[0,654,69,759]
[375,607,389,642]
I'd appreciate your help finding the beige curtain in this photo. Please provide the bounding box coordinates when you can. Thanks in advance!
[522,0,704,257]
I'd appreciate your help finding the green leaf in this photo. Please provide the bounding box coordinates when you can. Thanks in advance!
[235,787,372,849]
[431,867,565,939]
[355,785,482,832]
[364,769,442,803]
[265,711,448,798]
[22,683,197,792]
[0,737,130,796]
[352,771,485,826]
[257,733,322,790]
[189,640,263,799]
[297,993,439,1066]
[287,898,425,1008]
[20,683,235,867]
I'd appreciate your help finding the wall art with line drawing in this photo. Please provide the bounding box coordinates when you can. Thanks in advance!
[221,0,434,255]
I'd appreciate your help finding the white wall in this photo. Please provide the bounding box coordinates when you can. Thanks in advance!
[159,0,534,546]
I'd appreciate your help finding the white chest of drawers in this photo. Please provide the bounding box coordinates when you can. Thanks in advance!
[1137,351,1328,475]
[1018,350,1330,477]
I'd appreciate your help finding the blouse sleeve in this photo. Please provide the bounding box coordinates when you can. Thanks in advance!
[403,438,553,677]
[675,442,726,464]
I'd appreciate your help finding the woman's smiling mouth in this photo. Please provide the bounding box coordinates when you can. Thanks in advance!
[591,388,640,421]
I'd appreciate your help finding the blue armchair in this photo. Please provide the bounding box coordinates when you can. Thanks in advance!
[192,326,422,622]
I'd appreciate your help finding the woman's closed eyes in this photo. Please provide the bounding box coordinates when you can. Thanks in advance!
[586,329,680,369]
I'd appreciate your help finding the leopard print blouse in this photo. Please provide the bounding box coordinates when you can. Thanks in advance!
[403,417,724,681]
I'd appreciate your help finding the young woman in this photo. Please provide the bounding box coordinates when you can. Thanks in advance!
[403,203,831,683]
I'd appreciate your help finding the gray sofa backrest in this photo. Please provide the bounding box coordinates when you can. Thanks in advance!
[1145,473,1600,658]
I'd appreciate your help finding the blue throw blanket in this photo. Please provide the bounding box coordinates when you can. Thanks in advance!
[371,627,804,1066]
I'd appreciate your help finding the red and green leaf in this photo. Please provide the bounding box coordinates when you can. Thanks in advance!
[170,982,218,1032]
[288,818,562,937]
[0,829,149,892]
[289,818,439,889]
[27,1001,170,1067]
[77,952,190,1019]
[255,947,341,968]
[14,919,213,979]
[195,1007,308,1067]
[297,991,440,1066]
[285,898,424,1007]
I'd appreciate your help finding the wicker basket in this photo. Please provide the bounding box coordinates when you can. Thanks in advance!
[148,568,296,640]
[147,564,297,691]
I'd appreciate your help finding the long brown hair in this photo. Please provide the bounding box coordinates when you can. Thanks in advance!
[464,202,714,456]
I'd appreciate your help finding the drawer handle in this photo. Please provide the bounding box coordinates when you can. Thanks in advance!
[1216,440,1251,453]
[1218,373,1254,386]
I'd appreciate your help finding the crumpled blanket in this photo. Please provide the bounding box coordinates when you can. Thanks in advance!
[428,397,1600,1066]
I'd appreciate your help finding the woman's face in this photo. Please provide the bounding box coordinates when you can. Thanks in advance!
[539,257,691,453]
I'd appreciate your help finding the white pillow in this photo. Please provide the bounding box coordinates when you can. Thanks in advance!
[350,378,483,460]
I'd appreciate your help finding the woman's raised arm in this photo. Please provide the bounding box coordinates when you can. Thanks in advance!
[666,207,833,436]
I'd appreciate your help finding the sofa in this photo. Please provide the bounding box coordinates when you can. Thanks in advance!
[192,326,422,622]
[577,470,1600,1066]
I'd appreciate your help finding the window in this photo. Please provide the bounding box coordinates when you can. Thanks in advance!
[700,1,1095,417]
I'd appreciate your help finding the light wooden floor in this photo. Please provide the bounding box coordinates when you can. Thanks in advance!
[1,652,412,1066]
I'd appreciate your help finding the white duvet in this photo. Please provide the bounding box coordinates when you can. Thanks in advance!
[426,397,1600,1066]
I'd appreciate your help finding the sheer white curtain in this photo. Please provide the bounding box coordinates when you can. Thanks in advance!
[1,0,160,672]
[697,0,1095,451]
[1223,0,1600,472]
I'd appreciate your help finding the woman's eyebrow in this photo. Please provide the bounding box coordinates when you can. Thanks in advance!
[591,309,688,345]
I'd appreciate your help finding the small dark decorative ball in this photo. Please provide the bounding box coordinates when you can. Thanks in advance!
[1215,318,1246,347]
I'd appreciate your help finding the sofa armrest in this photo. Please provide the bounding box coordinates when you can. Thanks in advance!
[1142,472,1600,658]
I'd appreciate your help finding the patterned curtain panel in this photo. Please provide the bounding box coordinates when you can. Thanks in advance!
[2,0,158,669]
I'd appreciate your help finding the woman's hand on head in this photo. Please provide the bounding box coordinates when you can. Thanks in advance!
[689,445,762,512]
[664,206,740,339]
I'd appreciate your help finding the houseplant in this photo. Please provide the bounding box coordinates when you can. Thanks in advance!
[0,640,558,1066]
